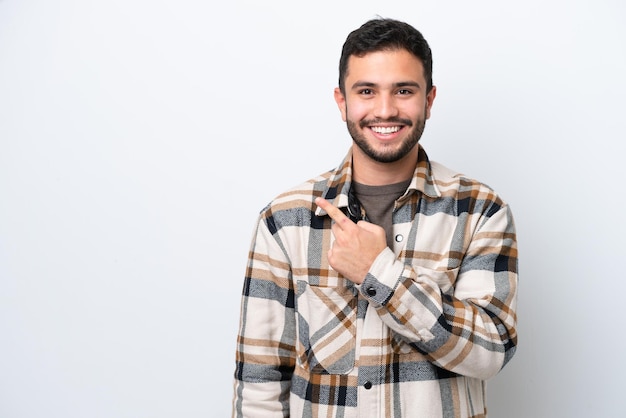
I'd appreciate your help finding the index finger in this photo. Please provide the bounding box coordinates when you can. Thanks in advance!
[315,197,351,227]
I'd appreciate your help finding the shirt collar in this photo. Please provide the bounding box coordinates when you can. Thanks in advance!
[315,145,441,217]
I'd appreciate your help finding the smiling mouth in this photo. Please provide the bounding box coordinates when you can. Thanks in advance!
[370,126,402,134]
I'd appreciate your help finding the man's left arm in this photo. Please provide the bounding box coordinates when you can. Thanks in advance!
[315,197,518,380]
[365,201,518,380]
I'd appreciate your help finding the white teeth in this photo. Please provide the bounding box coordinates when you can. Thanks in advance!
[371,126,400,134]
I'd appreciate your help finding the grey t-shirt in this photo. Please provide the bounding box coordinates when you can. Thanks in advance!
[351,179,411,247]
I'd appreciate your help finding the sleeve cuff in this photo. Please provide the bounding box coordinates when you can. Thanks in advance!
[359,247,405,306]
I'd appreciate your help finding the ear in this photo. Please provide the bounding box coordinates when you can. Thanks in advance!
[425,85,437,120]
[334,87,348,122]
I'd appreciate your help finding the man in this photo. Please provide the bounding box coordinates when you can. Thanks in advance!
[232,17,518,418]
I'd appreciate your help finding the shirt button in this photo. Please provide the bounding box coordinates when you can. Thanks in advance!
[395,234,404,242]
[366,287,376,297]
[364,381,372,390]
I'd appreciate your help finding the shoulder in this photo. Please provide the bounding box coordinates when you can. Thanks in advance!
[429,160,509,209]
[259,169,333,218]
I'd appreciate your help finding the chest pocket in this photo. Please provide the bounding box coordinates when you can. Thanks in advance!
[295,281,358,374]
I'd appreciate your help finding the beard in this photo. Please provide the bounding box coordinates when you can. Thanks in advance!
[346,115,426,163]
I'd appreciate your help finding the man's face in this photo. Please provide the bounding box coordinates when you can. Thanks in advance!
[334,49,436,164]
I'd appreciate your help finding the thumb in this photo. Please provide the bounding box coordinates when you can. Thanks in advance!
[357,220,385,236]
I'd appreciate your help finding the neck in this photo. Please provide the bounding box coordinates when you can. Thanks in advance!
[351,144,418,186]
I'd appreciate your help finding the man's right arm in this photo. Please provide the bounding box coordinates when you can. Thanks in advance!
[232,216,296,417]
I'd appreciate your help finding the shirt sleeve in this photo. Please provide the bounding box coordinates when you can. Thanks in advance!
[232,215,295,417]
[361,201,518,380]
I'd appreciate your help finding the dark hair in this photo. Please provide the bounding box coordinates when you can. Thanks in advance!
[338,18,433,94]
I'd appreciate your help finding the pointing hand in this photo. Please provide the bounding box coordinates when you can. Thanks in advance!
[315,197,387,284]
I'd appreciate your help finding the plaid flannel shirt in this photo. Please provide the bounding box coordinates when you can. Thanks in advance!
[233,146,518,418]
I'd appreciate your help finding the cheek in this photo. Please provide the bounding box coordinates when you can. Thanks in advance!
[403,102,427,120]
[344,103,369,122]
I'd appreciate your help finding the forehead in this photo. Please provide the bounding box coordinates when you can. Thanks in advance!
[345,49,426,85]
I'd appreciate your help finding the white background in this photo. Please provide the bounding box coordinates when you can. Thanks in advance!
[1,0,625,417]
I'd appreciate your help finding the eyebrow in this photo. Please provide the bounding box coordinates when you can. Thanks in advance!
[350,81,422,90]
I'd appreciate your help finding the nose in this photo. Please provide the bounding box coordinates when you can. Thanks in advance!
[373,93,399,120]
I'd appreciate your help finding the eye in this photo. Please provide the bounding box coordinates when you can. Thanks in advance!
[358,88,374,95]
[397,89,413,95]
